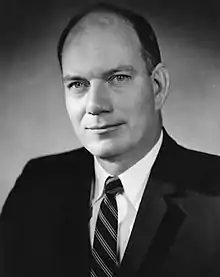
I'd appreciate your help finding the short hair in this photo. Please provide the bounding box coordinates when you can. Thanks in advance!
[57,2,161,72]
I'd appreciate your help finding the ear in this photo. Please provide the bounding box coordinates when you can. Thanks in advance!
[151,63,170,111]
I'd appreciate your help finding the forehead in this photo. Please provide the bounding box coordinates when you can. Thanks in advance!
[62,13,145,76]
[64,12,139,49]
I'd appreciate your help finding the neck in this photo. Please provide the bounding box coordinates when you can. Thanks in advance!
[97,127,162,176]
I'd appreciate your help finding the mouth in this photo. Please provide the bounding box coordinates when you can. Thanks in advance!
[86,123,124,133]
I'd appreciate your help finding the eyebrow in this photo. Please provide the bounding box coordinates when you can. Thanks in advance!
[63,65,136,82]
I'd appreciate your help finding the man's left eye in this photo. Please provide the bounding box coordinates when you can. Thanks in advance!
[109,75,131,85]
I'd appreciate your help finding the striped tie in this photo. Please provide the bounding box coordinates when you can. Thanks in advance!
[90,176,124,277]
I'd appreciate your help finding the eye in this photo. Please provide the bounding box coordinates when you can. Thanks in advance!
[71,81,83,89]
[67,80,90,89]
[108,74,131,86]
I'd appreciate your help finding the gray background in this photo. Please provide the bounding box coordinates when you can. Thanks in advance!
[0,0,220,211]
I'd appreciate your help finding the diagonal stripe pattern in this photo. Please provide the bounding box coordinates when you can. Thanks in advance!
[90,176,124,277]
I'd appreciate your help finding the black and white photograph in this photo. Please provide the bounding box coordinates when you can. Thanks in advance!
[0,0,220,276]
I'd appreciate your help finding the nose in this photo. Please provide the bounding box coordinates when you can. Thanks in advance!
[86,80,113,115]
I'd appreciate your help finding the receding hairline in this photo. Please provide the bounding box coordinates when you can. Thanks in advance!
[58,3,161,73]
[80,11,132,28]
[63,11,139,51]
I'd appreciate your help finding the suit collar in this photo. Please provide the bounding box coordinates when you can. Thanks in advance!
[93,131,163,210]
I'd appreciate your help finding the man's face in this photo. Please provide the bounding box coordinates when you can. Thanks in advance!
[62,16,161,160]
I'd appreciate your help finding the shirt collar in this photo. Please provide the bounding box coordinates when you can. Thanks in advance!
[93,130,163,209]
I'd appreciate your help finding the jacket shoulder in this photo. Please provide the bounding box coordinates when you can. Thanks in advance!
[159,130,220,195]
[0,147,93,217]
[174,142,220,195]
[23,147,93,176]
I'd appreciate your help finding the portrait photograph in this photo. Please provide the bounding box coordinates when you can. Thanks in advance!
[0,0,220,276]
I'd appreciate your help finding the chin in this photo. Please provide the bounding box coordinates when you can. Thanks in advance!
[85,140,126,159]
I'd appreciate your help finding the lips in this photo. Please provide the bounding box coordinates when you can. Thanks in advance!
[86,123,122,130]
[86,122,124,130]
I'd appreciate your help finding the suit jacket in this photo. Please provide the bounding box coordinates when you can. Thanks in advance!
[1,129,220,277]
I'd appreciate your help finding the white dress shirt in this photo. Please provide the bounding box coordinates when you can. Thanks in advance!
[90,131,163,261]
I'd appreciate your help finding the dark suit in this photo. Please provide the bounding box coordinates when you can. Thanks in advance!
[1,129,220,277]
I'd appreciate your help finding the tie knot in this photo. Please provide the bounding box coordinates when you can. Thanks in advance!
[105,176,124,196]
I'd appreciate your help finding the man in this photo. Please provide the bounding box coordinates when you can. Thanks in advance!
[1,2,220,277]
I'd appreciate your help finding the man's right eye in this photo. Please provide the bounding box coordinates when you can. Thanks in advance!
[67,81,84,89]
[67,80,90,90]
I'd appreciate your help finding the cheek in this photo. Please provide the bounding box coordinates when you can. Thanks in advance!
[116,87,153,120]
[65,94,85,128]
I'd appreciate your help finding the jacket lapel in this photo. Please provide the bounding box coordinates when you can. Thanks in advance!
[137,192,187,276]
[60,148,94,275]
[118,175,167,277]
[118,129,188,276]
